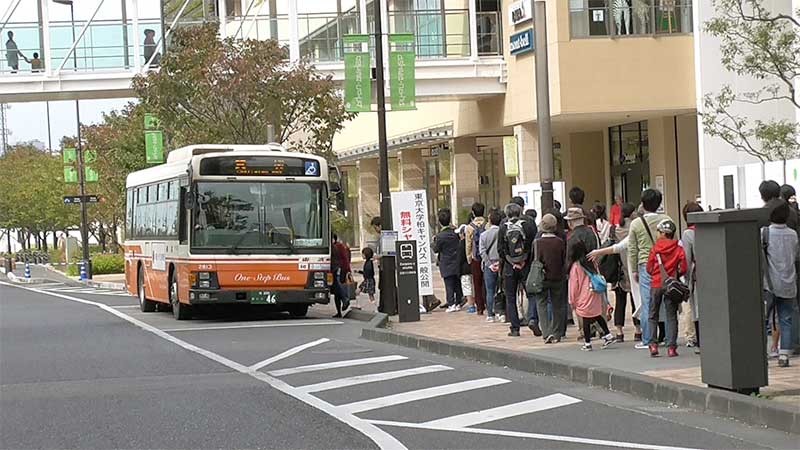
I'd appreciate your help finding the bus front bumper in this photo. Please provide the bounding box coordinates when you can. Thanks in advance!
[188,288,330,305]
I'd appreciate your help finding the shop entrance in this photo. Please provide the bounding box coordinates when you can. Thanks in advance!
[610,121,650,206]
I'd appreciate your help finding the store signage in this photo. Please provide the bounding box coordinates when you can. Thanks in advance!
[509,29,534,56]
[509,0,533,25]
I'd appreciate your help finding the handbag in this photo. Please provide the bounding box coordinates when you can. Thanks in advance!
[582,265,608,293]
[345,273,357,301]
[526,240,545,294]
[657,254,690,303]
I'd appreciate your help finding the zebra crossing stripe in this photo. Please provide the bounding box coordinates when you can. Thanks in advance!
[296,365,452,394]
[268,355,408,377]
[421,393,582,428]
[338,377,511,414]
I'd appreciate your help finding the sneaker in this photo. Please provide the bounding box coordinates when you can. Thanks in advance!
[601,334,617,348]
[544,334,555,344]
[454,305,462,312]
[768,350,779,359]
[529,322,542,337]
[429,300,442,311]
[634,343,649,350]
[581,343,593,351]
[508,329,521,337]
[438,302,449,310]
[693,347,701,355]
[498,314,506,323]
[446,305,456,313]
[649,343,660,357]
[667,346,679,357]
[616,334,625,343]
[486,315,495,323]
[686,340,698,348]
[778,355,790,367]
[466,306,477,314]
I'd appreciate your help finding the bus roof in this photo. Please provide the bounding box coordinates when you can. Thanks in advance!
[126,144,328,187]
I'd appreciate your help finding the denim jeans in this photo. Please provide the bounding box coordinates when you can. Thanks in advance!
[484,268,499,317]
[638,264,652,345]
[765,291,795,355]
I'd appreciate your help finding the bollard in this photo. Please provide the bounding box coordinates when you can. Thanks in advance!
[79,261,87,281]
[24,262,31,279]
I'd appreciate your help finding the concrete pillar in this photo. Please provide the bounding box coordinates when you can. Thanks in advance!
[399,149,425,191]
[451,137,479,224]
[357,158,380,247]
[515,123,540,185]
[648,116,701,229]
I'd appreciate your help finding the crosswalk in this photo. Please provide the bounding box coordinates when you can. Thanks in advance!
[258,341,584,439]
[37,283,132,297]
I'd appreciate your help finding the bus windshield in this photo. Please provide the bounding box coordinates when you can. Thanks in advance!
[191,181,327,254]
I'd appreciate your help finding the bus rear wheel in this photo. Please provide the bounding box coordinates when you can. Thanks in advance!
[138,265,156,313]
[288,304,309,318]
[170,274,192,320]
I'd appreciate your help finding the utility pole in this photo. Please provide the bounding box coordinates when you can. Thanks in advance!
[374,0,397,315]
[534,1,554,211]
[75,100,92,279]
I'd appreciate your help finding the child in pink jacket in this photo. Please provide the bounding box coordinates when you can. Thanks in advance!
[569,241,616,351]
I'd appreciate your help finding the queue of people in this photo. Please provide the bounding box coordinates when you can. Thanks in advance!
[421,184,797,367]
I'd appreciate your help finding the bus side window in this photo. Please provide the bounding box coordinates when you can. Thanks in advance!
[178,186,188,244]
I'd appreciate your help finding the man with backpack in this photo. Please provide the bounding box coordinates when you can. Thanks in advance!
[465,202,487,315]
[498,202,537,336]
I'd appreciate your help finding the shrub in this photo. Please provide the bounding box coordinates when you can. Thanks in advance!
[91,254,125,275]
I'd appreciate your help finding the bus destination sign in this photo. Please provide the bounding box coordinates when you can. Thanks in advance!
[200,156,320,177]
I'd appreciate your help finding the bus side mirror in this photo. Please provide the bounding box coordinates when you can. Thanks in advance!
[184,190,195,209]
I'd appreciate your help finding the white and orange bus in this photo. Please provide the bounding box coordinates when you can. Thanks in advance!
[124,144,338,320]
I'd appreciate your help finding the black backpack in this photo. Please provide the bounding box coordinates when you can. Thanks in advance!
[471,222,486,262]
[504,218,528,263]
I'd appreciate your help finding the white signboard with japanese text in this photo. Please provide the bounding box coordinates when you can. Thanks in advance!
[391,190,434,296]
[511,181,567,222]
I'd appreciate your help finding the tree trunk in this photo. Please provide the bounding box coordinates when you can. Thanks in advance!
[40,232,48,252]
[53,231,58,249]
[98,223,107,253]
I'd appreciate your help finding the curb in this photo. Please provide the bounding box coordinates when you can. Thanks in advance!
[361,327,800,436]
[344,309,389,328]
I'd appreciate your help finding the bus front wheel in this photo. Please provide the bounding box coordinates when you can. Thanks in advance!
[288,304,309,318]
[170,273,192,320]
[138,265,156,313]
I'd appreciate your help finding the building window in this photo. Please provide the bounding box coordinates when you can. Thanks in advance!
[569,0,692,38]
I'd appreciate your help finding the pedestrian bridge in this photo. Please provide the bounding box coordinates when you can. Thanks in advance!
[0,0,506,103]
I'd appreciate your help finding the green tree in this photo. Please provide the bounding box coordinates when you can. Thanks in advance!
[132,23,356,160]
[702,0,799,163]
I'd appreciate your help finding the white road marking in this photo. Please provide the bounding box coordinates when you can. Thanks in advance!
[339,377,511,414]
[112,305,140,309]
[421,393,581,428]
[268,355,408,376]
[0,281,407,450]
[161,321,343,332]
[366,420,702,450]
[250,338,331,371]
[297,365,452,394]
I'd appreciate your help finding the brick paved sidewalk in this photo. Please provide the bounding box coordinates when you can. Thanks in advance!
[386,281,800,406]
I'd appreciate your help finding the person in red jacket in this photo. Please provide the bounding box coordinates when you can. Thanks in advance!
[646,219,687,357]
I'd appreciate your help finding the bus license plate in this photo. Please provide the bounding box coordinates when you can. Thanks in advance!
[250,291,277,304]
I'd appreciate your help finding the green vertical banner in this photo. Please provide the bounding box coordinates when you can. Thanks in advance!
[343,35,371,113]
[63,148,77,164]
[145,130,165,164]
[389,34,416,111]
[64,167,78,184]
[85,166,99,183]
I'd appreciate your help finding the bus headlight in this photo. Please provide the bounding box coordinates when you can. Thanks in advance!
[313,272,325,280]
[314,280,326,288]
[192,271,219,289]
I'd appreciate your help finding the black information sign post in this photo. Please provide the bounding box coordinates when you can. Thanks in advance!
[395,240,420,323]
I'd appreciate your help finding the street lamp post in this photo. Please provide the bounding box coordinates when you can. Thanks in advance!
[75,99,91,279]
[373,0,397,315]
[534,0,554,211]
[52,0,78,71]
